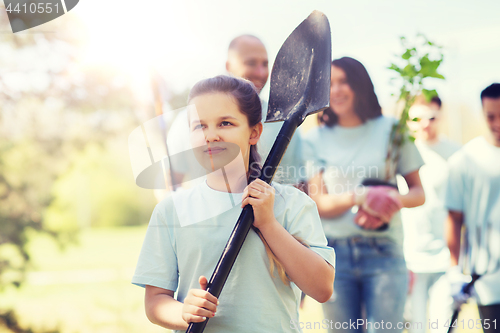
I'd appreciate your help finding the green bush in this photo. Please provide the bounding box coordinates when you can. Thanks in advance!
[46,143,155,229]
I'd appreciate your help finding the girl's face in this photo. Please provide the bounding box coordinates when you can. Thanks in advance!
[188,92,262,172]
[330,65,356,118]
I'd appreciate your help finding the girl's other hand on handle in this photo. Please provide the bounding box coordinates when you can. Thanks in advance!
[181,276,218,324]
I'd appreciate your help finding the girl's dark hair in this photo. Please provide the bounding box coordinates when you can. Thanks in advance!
[187,75,262,180]
[318,57,382,127]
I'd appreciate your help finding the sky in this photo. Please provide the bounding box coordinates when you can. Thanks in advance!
[40,0,500,116]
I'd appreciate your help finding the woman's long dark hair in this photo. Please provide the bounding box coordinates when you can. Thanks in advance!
[319,57,382,127]
[187,75,262,180]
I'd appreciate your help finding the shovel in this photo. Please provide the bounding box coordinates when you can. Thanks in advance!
[186,10,331,333]
[446,274,480,333]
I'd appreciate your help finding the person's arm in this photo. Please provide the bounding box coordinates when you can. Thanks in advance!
[258,220,335,303]
[307,172,355,218]
[243,179,334,303]
[307,169,425,220]
[145,276,218,330]
[446,210,464,266]
[145,286,187,330]
[397,169,425,208]
[354,169,424,224]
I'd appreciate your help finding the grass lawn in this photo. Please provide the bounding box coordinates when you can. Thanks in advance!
[0,226,484,333]
[1,226,164,333]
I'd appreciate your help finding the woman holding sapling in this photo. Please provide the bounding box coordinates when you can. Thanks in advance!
[132,75,335,333]
[303,57,425,333]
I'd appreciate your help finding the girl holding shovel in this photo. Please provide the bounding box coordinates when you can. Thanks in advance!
[304,57,425,333]
[132,75,335,333]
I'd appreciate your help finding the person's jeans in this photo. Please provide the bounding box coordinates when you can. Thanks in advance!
[409,272,446,333]
[323,237,408,333]
[478,304,500,333]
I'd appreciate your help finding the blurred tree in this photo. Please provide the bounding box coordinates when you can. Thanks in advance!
[0,8,153,332]
[47,143,155,229]
[385,33,445,180]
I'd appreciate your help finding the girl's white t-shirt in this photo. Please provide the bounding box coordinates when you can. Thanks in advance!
[132,181,335,333]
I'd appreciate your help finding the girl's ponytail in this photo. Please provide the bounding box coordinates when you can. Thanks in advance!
[254,229,309,285]
[247,144,261,182]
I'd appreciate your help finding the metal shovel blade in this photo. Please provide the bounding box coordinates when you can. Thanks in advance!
[266,10,331,124]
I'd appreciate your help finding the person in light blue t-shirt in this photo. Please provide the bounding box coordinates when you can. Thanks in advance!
[303,57,425,333]
[132,76,335,333]
[446,83,500,333]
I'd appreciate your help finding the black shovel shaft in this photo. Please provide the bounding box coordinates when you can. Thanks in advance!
[259,119,300,183]
[446,274,481,333]
[186,205,254,333]
[446,311,460,333]
[186,117,300,333]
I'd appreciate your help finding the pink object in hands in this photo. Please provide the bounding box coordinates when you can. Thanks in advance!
[354,208,386,230]
[362,186,403,222]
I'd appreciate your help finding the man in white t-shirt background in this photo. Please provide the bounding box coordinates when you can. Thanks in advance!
[402,97,461,333]
[445,83,500,333]
[420,96,461,160]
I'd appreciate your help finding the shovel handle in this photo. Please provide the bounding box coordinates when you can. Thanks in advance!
[446,274,480,333]
[259,128,295,183]
[186,205,254,333]
[446,310,460,333]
